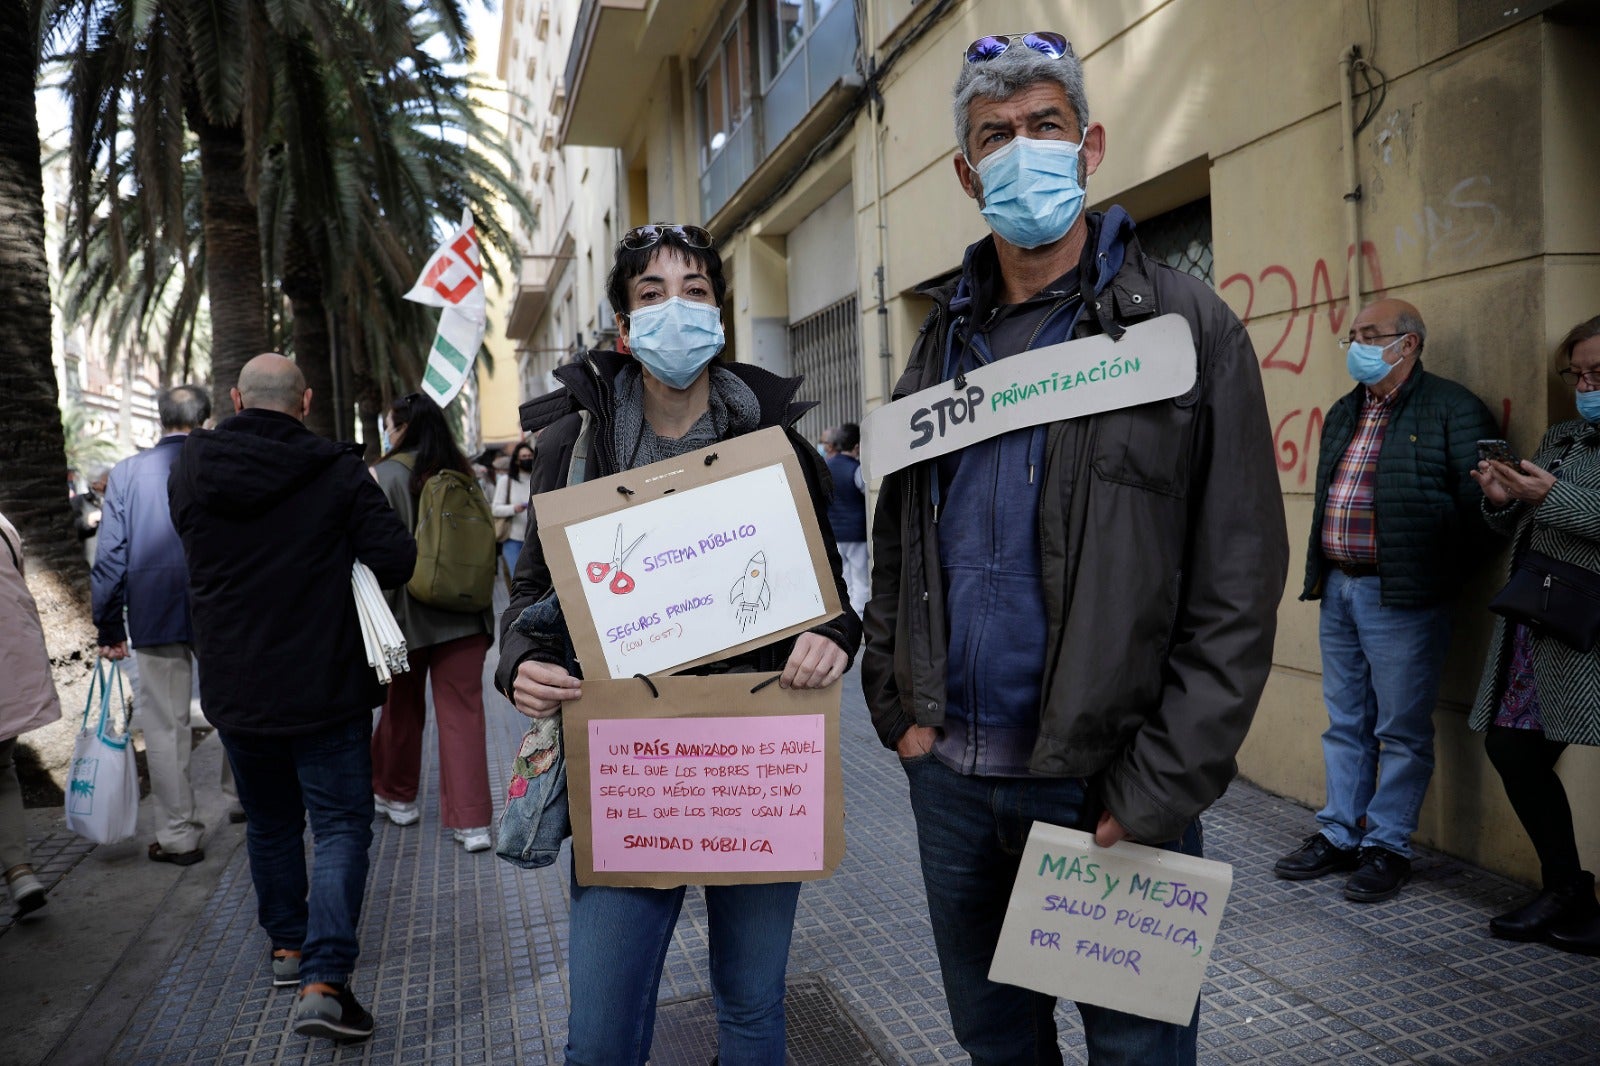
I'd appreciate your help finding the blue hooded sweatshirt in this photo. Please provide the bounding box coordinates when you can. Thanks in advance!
[932,209,1133,776]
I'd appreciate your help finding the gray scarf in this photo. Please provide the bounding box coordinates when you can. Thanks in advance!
[610,364,762,470]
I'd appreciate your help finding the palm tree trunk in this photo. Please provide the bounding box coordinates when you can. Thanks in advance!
[283,223,334,437]
[0,1,87,580]
[345,315,383,462]
[186,98,268,417]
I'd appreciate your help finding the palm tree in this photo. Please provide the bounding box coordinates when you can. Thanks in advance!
[0,0,84,578]
[56,0,473,416]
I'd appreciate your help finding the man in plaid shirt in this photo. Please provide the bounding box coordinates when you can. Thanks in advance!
[1276,299,1498,903]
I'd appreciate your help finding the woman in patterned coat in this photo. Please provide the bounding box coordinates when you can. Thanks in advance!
[1470,314,1600,953]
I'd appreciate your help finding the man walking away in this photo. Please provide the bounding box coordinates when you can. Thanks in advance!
[169,354,415,1042]
[94,384,239,867]
[1275,298,1498,902]
[823,423,869,615]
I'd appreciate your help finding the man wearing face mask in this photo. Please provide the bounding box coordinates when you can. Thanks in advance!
[1275,298,1498,903]
[862,34,1288,1065]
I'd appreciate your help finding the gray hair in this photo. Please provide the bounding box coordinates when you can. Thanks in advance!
[159,383,211,431]
[952,44,1090,155]
[1395,308,1427,351]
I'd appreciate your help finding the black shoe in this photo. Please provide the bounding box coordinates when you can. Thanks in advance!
[292,982,374,1041]
[147,842,205,866]
[1274,833,1360,881]
[1344,847,1411,903]
[1547,905,1600,956]
[1490,872,1598,941]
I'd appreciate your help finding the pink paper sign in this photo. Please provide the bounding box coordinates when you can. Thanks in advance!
[587,714,826,873]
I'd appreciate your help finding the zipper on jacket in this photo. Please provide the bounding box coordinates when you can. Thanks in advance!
[1542,573,1553,611]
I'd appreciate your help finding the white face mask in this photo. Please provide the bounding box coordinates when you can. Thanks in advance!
[627,297,726,390]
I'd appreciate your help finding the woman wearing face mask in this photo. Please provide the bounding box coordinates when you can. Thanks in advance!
[492,441,536,577]
[1470,314,1600,953]
[494,223,860,1065]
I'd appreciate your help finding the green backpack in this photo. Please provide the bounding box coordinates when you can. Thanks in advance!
[394,454,497,612]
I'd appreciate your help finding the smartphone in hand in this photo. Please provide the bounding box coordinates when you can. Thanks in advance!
[1476,439,1522,469]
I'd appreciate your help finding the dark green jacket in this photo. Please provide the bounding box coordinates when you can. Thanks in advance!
[1300,365,1499,607]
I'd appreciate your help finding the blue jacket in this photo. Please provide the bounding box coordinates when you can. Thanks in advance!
[92,435,194,647]
[825,453,867,542]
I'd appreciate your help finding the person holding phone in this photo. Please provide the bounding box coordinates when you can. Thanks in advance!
[1469,314,1600,953]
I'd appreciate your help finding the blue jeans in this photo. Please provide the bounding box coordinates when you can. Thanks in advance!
[218,716,375,987]
[904,755,1200,1066]
[1315,569,1451,857]
[564,870,801,1065]
[502,538,523,576]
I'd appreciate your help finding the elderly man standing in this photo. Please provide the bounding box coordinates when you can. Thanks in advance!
[1275,299,1498,902]
[169,354,414,1041]
[93,384,240,866]
[861,32,1288,1064]
[822,423,869,615]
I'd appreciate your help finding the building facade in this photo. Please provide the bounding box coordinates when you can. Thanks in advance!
[527,0,1600,880]
[498,0,627,405]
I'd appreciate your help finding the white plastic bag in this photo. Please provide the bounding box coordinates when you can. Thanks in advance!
[65,660,139,845]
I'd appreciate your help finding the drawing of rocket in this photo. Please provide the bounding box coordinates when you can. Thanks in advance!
[730,551,771,632]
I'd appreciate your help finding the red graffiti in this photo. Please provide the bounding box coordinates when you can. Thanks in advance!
[1272,407,1325,486]
[1220,243,1387,375]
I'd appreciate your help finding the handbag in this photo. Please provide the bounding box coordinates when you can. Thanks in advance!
[493,514,513,543]
[1489,548,1600,652]
[64,659,140,845]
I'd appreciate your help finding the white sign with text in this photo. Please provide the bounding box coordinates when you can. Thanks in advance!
[989,822,1233,1026]
[561,464,826,678]
[860,313,1197,482]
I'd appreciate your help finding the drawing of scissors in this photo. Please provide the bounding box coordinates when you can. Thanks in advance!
[586,526,647,594]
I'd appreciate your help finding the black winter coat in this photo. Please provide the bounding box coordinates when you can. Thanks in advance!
[168,409,416,735]
[494,353,861,693]
[1301,366,1499,607]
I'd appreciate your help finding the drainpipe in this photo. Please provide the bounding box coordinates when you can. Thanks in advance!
[866,0,893,406]
[1338,45,1364,321]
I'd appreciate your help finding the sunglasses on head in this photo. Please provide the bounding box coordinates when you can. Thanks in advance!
[964,31,1073,64]
[620,223,714,251]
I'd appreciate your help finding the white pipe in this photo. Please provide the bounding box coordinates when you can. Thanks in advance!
[1338,45,1364,323]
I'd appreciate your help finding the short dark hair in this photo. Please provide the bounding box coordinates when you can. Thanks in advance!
[159,384,211,430]
[606,232,728,320]
[834,423,861,452]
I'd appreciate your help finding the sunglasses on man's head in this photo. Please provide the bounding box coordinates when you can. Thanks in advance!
[620,224,714,252]
[964,31,1073,64]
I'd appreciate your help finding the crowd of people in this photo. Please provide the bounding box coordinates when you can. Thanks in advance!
[5,27,1600,1066]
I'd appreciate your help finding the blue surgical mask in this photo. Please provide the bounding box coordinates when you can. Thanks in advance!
[969,134,1087,250]
[1577,388,1600,424]
[626,297,725,390]
[1346,337,1403,387]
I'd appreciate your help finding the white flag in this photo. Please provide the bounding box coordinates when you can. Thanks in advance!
[405,209,487,408]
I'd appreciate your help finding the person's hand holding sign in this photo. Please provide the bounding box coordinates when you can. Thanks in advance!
[512,659,582,719]
[779,633,847,690]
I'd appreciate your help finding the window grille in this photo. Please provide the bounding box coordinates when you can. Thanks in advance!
[787,295,862,444]
[1136,197,1213,284]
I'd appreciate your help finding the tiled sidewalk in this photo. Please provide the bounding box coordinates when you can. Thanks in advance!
[0,827,94,931]
[104,662,1600,1065]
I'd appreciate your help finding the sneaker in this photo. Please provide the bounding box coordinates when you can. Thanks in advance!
[272,949,302,987]
[1273,833,1359,881]
[373,795,419,827]
[5,867,46,916]
[1344,847,1411,903]
[453,826,492,853]
[292,982,374,1041]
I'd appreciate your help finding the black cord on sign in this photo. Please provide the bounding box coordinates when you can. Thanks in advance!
[750,674,782,694]
[704,452,719,466]
[633,674,660,698]
[616,484,635,497]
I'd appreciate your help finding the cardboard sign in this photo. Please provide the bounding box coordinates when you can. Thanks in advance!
[989,822,1233,1026]
[564,674,845,887]
[860,313,1197,482]
[534,427,842,680]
